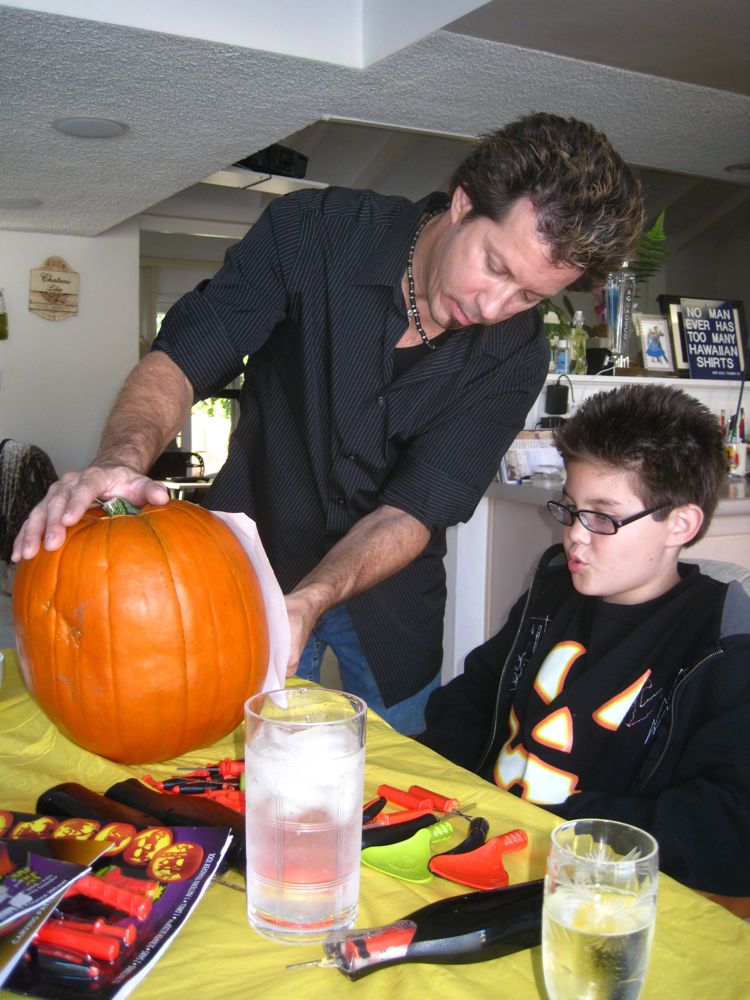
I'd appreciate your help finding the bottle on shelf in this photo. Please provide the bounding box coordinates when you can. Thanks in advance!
[571,310,588,374]
[605,261,636,365]
[554,338,570,375]
[543,309,561,374]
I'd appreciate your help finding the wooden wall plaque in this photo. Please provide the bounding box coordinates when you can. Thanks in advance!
[29,256,79,321]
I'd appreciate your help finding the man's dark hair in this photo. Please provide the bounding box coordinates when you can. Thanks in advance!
[449,112,645,291]
[553,384,726,545]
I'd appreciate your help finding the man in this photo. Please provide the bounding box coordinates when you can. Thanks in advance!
[13,113,644,733]
[418,384,750,901]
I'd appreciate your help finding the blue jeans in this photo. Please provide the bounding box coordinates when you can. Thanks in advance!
[296,604,439,736]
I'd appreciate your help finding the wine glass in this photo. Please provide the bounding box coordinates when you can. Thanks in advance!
[542,818,659,1000]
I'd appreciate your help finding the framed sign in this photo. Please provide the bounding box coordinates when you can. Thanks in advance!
[634,314,674,373]
[29,256,79,321]
[658,295,747,379]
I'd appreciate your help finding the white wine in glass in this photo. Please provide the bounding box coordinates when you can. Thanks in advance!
[542,818,658,1000]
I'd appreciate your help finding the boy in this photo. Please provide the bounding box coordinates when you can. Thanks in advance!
[418,383,750,905]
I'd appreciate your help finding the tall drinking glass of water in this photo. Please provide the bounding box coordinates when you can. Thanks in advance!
[542,818,658,1000]
[244,687,366,943]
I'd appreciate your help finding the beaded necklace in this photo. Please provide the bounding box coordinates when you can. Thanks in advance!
[406,210,442,350]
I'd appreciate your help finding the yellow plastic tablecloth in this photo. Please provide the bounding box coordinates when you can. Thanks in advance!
[1,649,748,999]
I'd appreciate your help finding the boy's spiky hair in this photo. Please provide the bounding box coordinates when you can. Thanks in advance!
[553,384,725,544]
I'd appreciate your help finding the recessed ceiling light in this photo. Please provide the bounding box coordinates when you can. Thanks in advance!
[0,197,42,209]
[52,117,127,139]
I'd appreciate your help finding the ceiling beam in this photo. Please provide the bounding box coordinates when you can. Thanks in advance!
[4,0,488,67]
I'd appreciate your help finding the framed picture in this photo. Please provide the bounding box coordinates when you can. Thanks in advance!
[657,295,690,373]
[635,314,674,373]
[658,295,747,379]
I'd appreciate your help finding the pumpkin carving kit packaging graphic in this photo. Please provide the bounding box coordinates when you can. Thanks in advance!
[12,500,270,763]
[0,807,232,999]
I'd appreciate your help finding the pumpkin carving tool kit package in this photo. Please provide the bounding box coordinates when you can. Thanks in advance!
[0,807,232,999]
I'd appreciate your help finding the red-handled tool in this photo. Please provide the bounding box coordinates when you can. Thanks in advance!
[66,874,152,921]
[105,921,138,947]
[361,813,438,850]
[377,783,473,820]
[291,920,418,975]
[376,785,432,810]
[98,866,158,897]
[54,913,138,947]
[429,827,529,890]
[364,808,437,828]
[53,915,107,935]
[407,785,473,820]
[162,779,240,792]
[288,878,544,978]
[176,758,244,779]
[36,921,121,962]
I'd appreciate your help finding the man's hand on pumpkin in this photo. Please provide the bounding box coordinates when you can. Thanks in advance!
[11,464,170,562]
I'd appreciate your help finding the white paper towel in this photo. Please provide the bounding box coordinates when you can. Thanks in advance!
[209,510,289,692]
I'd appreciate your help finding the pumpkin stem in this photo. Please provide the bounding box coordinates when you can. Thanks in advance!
[101,497,141,517]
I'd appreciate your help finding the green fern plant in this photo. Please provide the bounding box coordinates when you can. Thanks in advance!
[631,209,668,294]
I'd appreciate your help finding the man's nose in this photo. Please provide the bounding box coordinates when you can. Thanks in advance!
[477,282,515,323]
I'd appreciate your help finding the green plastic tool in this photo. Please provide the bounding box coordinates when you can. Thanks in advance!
[361,820,453,883]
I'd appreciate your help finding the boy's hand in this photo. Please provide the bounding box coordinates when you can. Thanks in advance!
[11,464,170,562]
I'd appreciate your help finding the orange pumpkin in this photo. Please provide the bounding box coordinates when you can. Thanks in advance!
[13,500,269,764]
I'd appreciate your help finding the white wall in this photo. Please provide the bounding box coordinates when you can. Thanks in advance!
[0,222,139,475]
[665,231,750,315]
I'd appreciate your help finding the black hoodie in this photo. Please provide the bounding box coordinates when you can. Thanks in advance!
[419,545,750,897]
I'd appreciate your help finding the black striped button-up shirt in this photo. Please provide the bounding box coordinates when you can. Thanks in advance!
[154,187,548,704]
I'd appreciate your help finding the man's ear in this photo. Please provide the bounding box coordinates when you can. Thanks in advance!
[450,185,474,223]
[666,504,704,548]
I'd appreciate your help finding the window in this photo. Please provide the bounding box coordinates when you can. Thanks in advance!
[143,260,239,472]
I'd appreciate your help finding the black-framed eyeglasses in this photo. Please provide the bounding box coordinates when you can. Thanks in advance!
[546,499,670,535]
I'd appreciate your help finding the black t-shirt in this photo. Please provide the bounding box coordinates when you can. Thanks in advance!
[492,569,718,804]
[392,330,455,379]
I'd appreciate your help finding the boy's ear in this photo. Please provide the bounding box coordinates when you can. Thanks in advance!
[666,504,704,548]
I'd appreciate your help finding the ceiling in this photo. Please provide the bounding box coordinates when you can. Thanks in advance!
[1,0,749,240]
